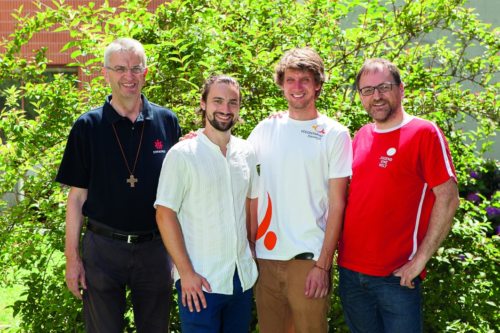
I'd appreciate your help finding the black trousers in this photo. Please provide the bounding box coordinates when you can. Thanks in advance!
[82,230,173,333]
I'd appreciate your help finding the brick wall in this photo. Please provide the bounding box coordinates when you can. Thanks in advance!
[0,0,166,82]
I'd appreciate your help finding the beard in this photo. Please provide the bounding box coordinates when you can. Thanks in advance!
[366,99,397,123]
[207,112,237,132]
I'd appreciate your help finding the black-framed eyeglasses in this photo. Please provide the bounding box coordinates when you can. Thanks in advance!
[358,82,397,96]
[105,66,145,75]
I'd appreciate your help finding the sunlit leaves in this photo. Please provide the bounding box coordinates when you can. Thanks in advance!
[0,0,498,331]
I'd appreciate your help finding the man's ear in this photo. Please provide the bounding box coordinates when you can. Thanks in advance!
[103,68,110,84]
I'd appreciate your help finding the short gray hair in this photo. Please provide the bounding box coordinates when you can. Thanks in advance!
[103,38,147,67]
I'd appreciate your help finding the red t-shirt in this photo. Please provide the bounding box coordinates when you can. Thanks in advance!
[338,116,456,277]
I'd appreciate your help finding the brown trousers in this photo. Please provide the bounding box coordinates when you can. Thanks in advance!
[255,258,330,333]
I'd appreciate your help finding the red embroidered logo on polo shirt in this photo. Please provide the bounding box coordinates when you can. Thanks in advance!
[154,140,163,150]
[153,139,166,154]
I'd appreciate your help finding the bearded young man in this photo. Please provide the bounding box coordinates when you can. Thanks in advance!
[155,75,258,333]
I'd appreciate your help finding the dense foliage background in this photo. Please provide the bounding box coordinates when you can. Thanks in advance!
[0,0,498,332]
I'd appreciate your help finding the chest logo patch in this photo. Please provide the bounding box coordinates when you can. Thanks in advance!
[300,125,326,140]
[379,147,396,168]
[153,139,166,154]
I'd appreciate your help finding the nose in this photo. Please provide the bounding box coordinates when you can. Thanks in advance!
[372,88,383,99]
[123,70,135,78]
[225,103,238,114]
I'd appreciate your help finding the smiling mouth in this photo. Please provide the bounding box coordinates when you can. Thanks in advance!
[371,100,387,107]
[291,93,305,98]
[214,112,233,121]
[122,83,136,88]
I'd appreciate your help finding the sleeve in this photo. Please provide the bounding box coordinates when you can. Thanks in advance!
[419,123,457,189]
[327,128,353,179]
[154,148,189,212]
[172,114,182,142]
[55,119,90,188]
[247,122,263,165]
[165,110,182,144]
[247,145,260,199]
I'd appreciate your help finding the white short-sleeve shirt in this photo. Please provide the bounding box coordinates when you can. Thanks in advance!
[248,113,352,260]
[155,130,258,294]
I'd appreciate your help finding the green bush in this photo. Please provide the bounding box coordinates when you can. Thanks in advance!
[0,0,498,331]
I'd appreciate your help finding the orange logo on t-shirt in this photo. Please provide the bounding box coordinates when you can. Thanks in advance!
[256,193,277,250]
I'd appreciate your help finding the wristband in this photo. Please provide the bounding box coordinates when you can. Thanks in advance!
[314,264,329,272]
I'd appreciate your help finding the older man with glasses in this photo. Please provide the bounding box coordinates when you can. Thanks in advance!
[337,58,460,333]
[56,38,181,332]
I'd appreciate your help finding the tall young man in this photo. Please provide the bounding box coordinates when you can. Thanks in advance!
[248,48,353,332]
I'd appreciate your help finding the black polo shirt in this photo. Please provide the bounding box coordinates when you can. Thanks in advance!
[56,95,181,232]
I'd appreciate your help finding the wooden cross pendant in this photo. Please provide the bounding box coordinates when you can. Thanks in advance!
[126,174,138,188]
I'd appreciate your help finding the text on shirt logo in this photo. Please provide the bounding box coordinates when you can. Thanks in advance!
[378,147,397,168]
[153,139,166,154]
[300,125,326,140]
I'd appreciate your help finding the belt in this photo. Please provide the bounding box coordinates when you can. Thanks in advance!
[87,221,161,244]
[293,252,314,260]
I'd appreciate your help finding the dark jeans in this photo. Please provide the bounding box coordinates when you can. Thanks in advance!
[338,266,422,333]
[82,230,173,333]
[176,270,253,333]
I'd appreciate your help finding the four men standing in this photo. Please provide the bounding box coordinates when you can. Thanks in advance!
[58,38,459,332]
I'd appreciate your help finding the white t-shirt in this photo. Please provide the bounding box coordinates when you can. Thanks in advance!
[248,113,352,261]
[155,130,258,294]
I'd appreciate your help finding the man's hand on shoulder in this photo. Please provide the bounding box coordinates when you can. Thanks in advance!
[179,131,197,141]
[267,111,287,119]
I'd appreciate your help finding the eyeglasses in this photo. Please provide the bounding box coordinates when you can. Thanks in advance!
[358,82,397,96]
[105,66,146,75]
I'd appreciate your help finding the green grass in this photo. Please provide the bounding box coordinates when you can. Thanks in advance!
[0,284,22,331]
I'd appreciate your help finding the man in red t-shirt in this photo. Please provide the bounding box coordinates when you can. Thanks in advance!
[337,58,459,333]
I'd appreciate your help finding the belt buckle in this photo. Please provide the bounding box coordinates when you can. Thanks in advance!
[294,252,314,260]
[127,234,139,244]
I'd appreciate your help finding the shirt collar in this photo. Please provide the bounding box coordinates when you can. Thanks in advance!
[373,111,415,133]
[103,94,153,124]
[197,128,233,152]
